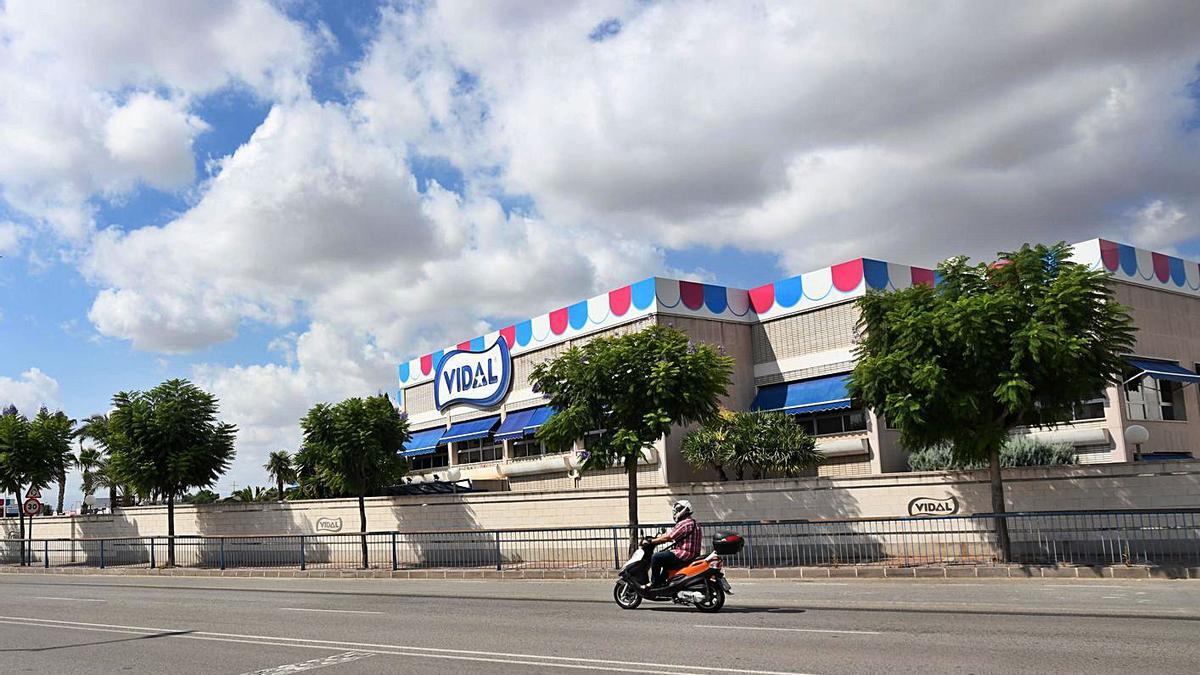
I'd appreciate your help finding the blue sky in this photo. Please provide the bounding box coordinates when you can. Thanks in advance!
[1,1,1198,502]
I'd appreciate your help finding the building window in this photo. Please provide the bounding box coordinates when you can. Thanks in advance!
[456,437,502,465]
[583,429,609,450]
[512,437,551,459]
[1069,393,1107,421]
[409,448,449,471]
[1124,368,1188,422]
[791,407,867,436]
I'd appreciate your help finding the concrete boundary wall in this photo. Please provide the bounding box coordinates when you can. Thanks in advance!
[5,461,1199,541]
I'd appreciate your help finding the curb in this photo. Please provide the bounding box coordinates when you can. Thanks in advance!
[1,564,1196,580]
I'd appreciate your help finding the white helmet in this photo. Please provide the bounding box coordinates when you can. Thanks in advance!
[671,500,693,523]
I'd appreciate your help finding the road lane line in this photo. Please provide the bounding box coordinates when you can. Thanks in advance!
[0,615,817,675]
[280,608,383,615]
[30,596,107,602]
[241,651,373,675]
[698,624,882,636]
[1043,585,1129,589]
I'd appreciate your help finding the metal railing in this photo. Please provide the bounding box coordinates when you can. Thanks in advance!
[1,510,1197,571]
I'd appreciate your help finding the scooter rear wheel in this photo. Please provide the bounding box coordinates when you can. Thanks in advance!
[613,579,642,609]
[694,582,725,613]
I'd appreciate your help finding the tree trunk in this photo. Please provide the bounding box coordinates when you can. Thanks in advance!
[109,483,117,511]
[15,491,25,566]
[166,492,176,567]
[358,493,369,569]
[988,446,1011,563]
[626,457,640,553]
[57,467,66,515]
[715,464,728,482]
[277,477,285,502]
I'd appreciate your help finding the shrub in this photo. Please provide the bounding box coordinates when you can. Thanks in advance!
[908,437,1078,471]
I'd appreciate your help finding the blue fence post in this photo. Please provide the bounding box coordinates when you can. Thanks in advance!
[299,535,306,571]
[43,540,49,568]
[150,537,155,569]
[219,537,226,570]
[391,532,398,571]
[99,539,105,569]
[612,527,620,569]
[494,531,502,571]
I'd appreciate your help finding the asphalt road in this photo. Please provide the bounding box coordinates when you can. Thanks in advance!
[0,575,1197,674]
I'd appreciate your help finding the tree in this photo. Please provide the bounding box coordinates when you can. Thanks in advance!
[264,450,297,502]
[30,409,76,515]
[0,407,58,564]
[300,394,409,569]
[849,242,1135,561]
[683,410,821,480]
[105,379,237,567]
[77,414,124,509]
[531,325,733,551]
[183,489,220,505]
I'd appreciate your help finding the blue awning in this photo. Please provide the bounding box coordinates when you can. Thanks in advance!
[523,406,556,434]
[494,408,537,441]
[1126,357,1200,385]
[400,428,445,458]
[752,374,853,415]
[441,415,500,444]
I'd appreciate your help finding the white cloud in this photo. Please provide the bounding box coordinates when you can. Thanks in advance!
[0,0,317,238]
[356,1,1200,271]
[1126,199,1192,252]
[0,368,61,413]
[0,221,29,255]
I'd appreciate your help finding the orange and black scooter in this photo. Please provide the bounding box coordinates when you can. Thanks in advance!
[613,531,744,613]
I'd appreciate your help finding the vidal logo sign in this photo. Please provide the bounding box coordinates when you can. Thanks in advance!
[434,338,513,411]
[907,496,959,517]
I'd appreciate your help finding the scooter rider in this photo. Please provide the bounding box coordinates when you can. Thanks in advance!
[645,500,703,589]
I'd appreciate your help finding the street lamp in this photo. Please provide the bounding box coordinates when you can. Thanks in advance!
[1124,424,1149,461]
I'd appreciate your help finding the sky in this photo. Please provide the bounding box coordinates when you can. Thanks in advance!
[1,1,1199,508]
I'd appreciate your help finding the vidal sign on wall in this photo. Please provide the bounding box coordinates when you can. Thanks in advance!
[434,338,513,411]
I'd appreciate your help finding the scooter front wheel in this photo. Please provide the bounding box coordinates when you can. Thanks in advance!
[694,582,725,613]
[613,579,642,609]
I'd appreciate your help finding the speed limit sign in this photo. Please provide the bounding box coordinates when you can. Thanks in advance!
[22,498,41,516]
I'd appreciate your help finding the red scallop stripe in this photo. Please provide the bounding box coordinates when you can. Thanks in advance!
[1151,252,1171,283]
[831,259,864,292]
[500,325,516,348]
[910,267,935,287]
[457,340,472,351]
[420,353,433,376]
[1098,239,1120,272]
[608,285,632,316]
[549,307,569,335]
[678,281,705,310]
[748,284,774,313]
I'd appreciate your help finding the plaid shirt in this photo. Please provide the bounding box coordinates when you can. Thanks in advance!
[666,517,702,561]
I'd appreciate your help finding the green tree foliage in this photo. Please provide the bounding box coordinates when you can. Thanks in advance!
[683,410,822,480]
[0,407,64,563]
[531,325,733,549]
[106,379,237,566]
[183,489,220,505]
[76,414,129,508]
[300,394,409,568]
[907,437,1077,472]
[850,242,1135,560]
[30,409,76,515]
[264,450,297,502]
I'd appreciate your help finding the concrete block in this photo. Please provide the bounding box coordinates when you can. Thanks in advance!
[1075,566,1107,578]
[1110,566,1149,579]
[748,569,777,579]
[884,567,915,578]
[1040,566,1079,578]
[1148,567,1189,579]
[973,566,1010,578]
[828,567,859,578]
[944,567,978,578]
[854,567,886,578]
[914,567,946,578]
[1009,566,1035,578]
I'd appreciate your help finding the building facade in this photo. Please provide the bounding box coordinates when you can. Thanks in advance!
[397,238,1200,491]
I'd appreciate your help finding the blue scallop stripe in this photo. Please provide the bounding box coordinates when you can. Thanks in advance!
[703,284,727,314]
[863,259,889,290]
[774,276,803,308]
[568,300,589,330]
[1118,244,1138,277]
[1169,257,1186,286]
[933,271,944,286]
[515,320,533,346]
[631,278,656,310]
[469,336,485,351]
[398,362,410,382]
[429,350,443,370]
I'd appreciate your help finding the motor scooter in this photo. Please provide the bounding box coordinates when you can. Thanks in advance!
[612,531,743,613]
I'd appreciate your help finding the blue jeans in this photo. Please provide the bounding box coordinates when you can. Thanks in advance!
[651,550,684,587]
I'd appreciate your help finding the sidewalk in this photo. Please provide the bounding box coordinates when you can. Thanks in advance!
[2,563,1196,580]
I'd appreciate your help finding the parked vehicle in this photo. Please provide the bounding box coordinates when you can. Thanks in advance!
[613,530,744,612]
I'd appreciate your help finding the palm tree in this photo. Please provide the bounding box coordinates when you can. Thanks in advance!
[263,450,296,502]
[76,414,119,509]
[77,446,102,512]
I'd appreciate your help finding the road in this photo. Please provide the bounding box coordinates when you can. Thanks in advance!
[0,574,1197,674]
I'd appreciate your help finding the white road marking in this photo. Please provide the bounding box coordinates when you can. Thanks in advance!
[30,596,107,602]
[698,624,882,636]
[242,651,373,675]
[1043,585,1129,589]
[280,608,383,615]
[0,616,817,675]
[797,582,849,586]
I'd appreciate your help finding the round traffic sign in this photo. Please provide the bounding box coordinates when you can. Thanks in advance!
[22,498,41,516]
